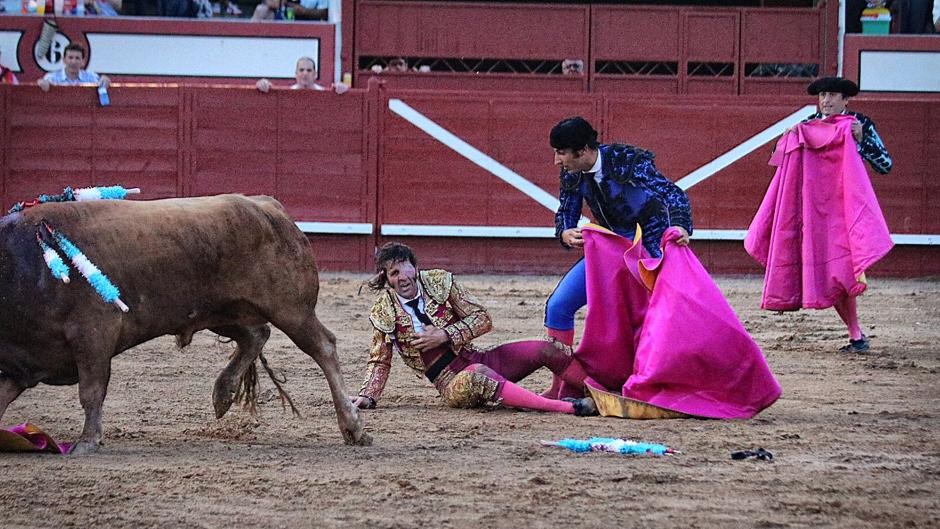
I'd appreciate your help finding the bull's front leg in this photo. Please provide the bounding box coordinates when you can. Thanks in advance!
[70,355,112,456]
[0,375,26,422]
[281,315,371,446]
[312,321,371,447]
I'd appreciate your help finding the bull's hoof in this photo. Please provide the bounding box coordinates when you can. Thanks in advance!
[68,440,100,456]
[213,393,234,419]
[344,430,372,446]
[212,380,235,419]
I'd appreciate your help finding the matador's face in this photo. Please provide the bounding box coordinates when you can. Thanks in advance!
[818,91,848,117]
[553,147,593,174]
[385,259,418,299]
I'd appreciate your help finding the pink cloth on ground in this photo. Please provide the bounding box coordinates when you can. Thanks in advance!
[744,114,894,310]
[0,423,70,454]
[578,226,781,419]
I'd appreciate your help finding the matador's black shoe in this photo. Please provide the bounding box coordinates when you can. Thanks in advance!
[839,336,870,353]
[564,397,598,417]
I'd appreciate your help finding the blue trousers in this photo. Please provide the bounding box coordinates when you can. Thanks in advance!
[545,228,647,331]
[544,258,587,331]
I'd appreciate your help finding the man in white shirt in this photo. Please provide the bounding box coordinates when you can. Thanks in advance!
[37,43,110,92]
[255,56,348,94]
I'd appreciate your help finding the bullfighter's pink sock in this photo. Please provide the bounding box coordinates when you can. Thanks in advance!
[546,327,574,346]
[499,381,575,414]
[834,296,864,340]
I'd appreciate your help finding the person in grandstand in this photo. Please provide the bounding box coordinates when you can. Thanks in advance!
[256,56,348,94]
[37,43,110,92]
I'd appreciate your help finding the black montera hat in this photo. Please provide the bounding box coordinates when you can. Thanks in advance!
[807,77,860,97]
[550,117,599,150]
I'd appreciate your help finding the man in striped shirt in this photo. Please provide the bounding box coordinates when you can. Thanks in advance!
[805,76,892,175]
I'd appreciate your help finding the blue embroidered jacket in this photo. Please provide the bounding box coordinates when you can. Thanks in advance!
[554,143,692,257]
[805,111,892,175]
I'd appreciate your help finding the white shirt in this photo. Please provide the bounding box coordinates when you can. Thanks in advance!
[585,151,603,184]
[290,83,327,90]
[43,69,100,85]
[396,286,427,333]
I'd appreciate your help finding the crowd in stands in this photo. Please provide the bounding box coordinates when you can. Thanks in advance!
[1,0,328,19]
[847,0,939,33]
[1,1,936,31]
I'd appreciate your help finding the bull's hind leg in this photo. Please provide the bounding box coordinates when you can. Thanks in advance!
[0,375,26,423]
[276,314,370,446]
[210,324,271,418]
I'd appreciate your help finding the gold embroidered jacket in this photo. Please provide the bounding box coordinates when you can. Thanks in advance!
[357,269,492,402]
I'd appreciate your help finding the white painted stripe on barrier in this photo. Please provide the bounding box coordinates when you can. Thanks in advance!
[389,99,589,224]
[891,234,940,245]
[693,230,940,245]
[675,105,817,190]
[385,99,939,246]
[382,224,556,238]
[378,225,940,245]
[295,221,373,234]
[691,229,749,240]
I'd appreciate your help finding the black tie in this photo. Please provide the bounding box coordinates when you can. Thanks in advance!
[405,298,432,325]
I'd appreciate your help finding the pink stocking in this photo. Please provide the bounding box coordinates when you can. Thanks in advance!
[834,296,863,340]
[546,328,574,346]
[542,328,574,398]
[498,381,575,414]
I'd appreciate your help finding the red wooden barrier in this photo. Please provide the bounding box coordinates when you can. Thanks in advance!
[353,0,589,92]
[351,1,835,95]
[1,84,374,271]
[591,6,682,94]
[2,84,937,276]
[378,88,939,276]
[843,35,940,98]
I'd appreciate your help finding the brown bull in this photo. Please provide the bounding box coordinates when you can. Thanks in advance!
[0,194,370,454]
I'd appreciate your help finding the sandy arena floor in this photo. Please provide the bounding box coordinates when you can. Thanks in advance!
[1,273,938,529]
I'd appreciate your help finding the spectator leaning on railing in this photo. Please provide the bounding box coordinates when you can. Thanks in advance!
[256,56,348,94]
[36,43,109,92]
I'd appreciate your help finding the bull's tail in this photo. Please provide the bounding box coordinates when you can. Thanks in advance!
[233,354,301,418]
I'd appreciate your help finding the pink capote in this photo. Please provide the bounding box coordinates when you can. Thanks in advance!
[577,226,781,419]
[0,423,70,454]
[573,227,650,392]
[744,114,893,310]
